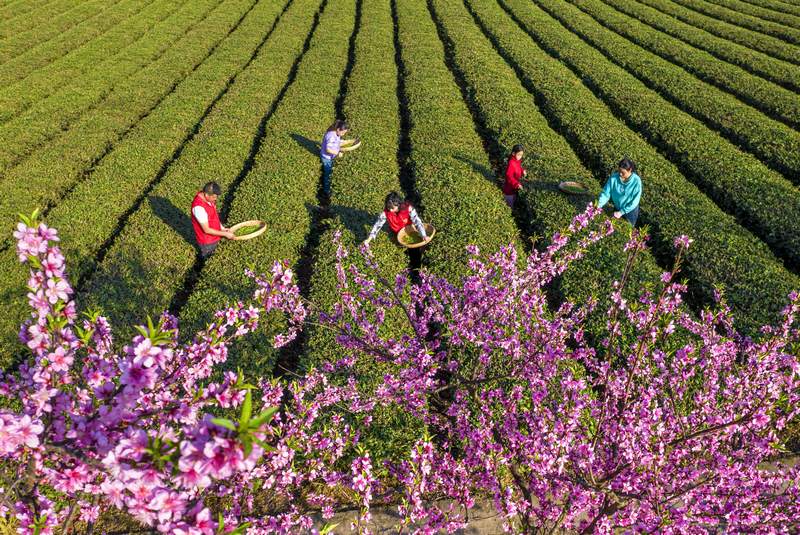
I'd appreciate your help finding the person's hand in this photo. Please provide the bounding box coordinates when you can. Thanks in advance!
[225,230,236,239]
[523,169,527,176]
[613,211,622,219]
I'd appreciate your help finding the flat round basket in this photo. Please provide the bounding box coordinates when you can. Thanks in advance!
[397,223,435,249]
[339,137,361,152]
[558,180,590,195]
[230,220,267,241]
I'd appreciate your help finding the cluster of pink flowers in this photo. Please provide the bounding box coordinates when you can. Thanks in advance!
[1,206,799,533]
[0,214,369,534]
[324,205,800,532]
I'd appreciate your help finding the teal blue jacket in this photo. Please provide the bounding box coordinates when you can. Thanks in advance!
[598,171,642,214]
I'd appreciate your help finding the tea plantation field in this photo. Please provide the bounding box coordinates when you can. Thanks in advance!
[2,0,800,370]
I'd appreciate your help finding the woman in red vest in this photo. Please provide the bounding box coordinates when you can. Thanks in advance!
[191,182,234,258]
[364,192,428,246]
[502,144,527,207]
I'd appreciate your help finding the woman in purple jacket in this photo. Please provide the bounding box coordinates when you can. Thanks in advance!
[320,119,349,196]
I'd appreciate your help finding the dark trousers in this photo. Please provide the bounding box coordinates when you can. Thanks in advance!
[623,206,639,226]
[199,241,219,259]
[321,156,334,195]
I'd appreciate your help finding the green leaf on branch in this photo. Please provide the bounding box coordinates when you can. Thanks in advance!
[240,389,253,427]
[19,209,40,227]
[320,522,340,534]
[250,406,278,429]
[211,418,237,432]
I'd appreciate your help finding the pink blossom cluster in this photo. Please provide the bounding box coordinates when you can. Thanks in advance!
[325,205,800,532]
[1,206,799,534]
[0,215,369,534]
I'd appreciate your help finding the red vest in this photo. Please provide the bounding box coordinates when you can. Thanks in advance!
[385,203,411,233]
[191,193,221,245]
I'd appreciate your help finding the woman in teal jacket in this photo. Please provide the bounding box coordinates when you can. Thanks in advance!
[598,158,642,226]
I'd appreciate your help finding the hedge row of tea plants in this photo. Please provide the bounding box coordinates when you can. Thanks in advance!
[0,0,78,37]
[515,0,800,268]
[468,0,800,334]
[0,0,151,87]
[0,0,270,359]
[733,0,800,16]
[0,0,41,22]
[301,0,425,462]
[546,0,800,179]
[634,0,800,66]
[429,0,666,336]
[0,0,212,171]
[0,0,237,243]
[733,0,800,18]
[567,0,800,131]
[0,0,117,63]
[666,0,800,44]
[0,0,104,45]
[179,0,357,374]
[703,0,800,29]
[303,0,408,366]
[600,0,800,92]
[79,0,320,341]
[0,0,191,124]
[396,0,518,282]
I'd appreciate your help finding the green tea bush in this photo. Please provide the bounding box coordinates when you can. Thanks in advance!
[396,0,518,282]
[702,0,800,29]
[0,0,208,169]
[544,0,800,180]
[0,0,111,57]
[0,0,43,23]
[567,0,800,130]
[666,0,800,45]
[429,0,665,336]
[0,0,151,86]
[181,0,357,373]
[509,0,800,269]
[601,0,800,92]
[0,0,272,360]
[468,0,800,334]
[731,0,800,18]
[0,0,190,124]
[81,0,320,341]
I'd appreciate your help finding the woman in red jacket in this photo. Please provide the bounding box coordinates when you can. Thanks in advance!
[502,144,527,207]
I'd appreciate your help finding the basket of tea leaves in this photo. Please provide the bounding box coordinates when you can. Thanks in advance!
[339,137,361,152]
[397,223,435,249]
[230,220,267,241]
[558,180,590,195]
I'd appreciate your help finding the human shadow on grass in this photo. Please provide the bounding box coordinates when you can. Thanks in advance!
[522,178,596,213]
[291,133,320,157]
[453,154,502,188]
[148,196,196,249]
[302,201,378,242]
[331,204,379,243]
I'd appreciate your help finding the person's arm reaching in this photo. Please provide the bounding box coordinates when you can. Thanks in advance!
[201,223,234,239]
[193,206,234,239]
[409,206,427,239]
[597,175,613,208]
[364,212,387,245]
